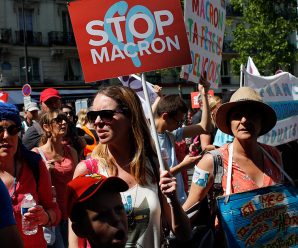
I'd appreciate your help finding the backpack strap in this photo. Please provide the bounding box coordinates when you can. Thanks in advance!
[207,149,224,190]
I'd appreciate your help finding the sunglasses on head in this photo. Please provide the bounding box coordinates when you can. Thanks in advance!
[51,114,68,124]
[87,109,124,123]
[0,125,21,136]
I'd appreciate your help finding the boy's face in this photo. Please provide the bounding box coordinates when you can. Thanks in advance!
[166,111,185,131]
[80,191,128,248]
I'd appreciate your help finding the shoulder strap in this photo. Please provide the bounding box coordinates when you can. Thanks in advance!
[37,148,47,162]
[84,158,99,173]
[207,149,224,189]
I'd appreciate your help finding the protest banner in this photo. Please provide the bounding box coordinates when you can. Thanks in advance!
[68,0,191,82]
[217,184,298,248]
[244,70,298,146]
[182,0,226,88]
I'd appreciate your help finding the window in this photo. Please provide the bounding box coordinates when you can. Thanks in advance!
[64,58,83,81]
[221,60,229,76]
[18,8,34,44]
[19,57,40,82]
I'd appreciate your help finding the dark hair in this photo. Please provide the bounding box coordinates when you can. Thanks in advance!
[155,95,188,118]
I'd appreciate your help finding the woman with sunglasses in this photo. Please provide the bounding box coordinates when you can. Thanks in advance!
[0,102,61,247]
[32,110,78,248]
[69,86,191,248]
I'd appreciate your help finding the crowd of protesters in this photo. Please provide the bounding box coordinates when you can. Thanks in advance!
[0,77,297,247]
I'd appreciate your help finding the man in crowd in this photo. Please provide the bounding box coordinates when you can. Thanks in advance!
[22,101,40,133]
[22,87,61,150]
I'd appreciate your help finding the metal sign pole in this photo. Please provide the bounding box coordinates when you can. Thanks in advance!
[141,73,166,171]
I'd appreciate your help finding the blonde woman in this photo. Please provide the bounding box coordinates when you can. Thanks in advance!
[69,86,191,248]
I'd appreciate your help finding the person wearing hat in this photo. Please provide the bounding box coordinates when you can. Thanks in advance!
[22,102,40,133]
[0,102,61,247]
[22,88,61,150]
[66,173,129,248]
[183,87,285,229]
[40,88,61,112]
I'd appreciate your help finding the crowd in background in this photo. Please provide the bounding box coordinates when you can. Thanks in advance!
[0,81,297,248]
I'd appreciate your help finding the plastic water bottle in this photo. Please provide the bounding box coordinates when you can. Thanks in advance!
[21,193,38,235]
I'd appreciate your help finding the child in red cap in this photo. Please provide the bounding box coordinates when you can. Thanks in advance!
[66,173,129,248]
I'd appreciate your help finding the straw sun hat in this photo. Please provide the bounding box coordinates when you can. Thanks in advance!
[215,87,277,136]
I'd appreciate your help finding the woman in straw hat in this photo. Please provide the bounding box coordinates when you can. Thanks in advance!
[183,87,286,225]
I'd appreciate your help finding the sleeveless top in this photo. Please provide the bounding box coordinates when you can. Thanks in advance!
[34,145,75,220]
[84,158,161,248]
[219,143,283,195]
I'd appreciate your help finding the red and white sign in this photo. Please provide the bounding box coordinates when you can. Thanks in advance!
[22,84,32,97]
[191,90,214,108]
[68,0,191,82]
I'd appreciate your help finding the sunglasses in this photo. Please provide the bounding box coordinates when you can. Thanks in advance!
[51,114,68,124]
[0,125,21,136]
[87,109,124,123]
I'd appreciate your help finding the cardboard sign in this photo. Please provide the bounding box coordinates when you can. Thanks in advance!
[191,90,214,108]
[217,184,298,248]
[182,0,226,88]
[68,0,191,82]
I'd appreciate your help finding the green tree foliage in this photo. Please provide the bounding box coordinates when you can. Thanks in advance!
[230,0,298,75]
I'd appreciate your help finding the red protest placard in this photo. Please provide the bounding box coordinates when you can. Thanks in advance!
[68,0,191,82]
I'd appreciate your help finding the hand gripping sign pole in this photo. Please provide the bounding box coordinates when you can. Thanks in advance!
[141,73,165,172]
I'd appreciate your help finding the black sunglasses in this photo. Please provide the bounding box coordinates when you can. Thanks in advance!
[51,114,68,124]
[0,125,21,136]
[87,109,124,123]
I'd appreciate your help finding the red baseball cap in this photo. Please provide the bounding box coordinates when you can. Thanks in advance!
[66,173,128,217]
[40,88,61,103]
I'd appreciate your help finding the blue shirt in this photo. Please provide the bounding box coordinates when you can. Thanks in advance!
[0,179,16,228]
[157,127,187,204]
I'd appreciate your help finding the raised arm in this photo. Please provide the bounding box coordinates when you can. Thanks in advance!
[182,73,212,139]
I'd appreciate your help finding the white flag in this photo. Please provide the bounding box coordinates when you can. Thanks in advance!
[246,56,260,76]
[118,75,158,118]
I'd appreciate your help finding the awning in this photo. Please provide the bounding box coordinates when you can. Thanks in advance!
[6,89,98,105]
[7,90,37,105]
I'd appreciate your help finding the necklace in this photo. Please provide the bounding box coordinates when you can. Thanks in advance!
[121,184,138,229]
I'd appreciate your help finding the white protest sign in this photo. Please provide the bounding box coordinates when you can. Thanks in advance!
[244,70,298,146]
[182,0,226,88]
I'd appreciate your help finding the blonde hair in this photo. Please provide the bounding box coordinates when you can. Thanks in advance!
[77,109,88,127]
[209,95,221,111]
[91,86,156,185]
